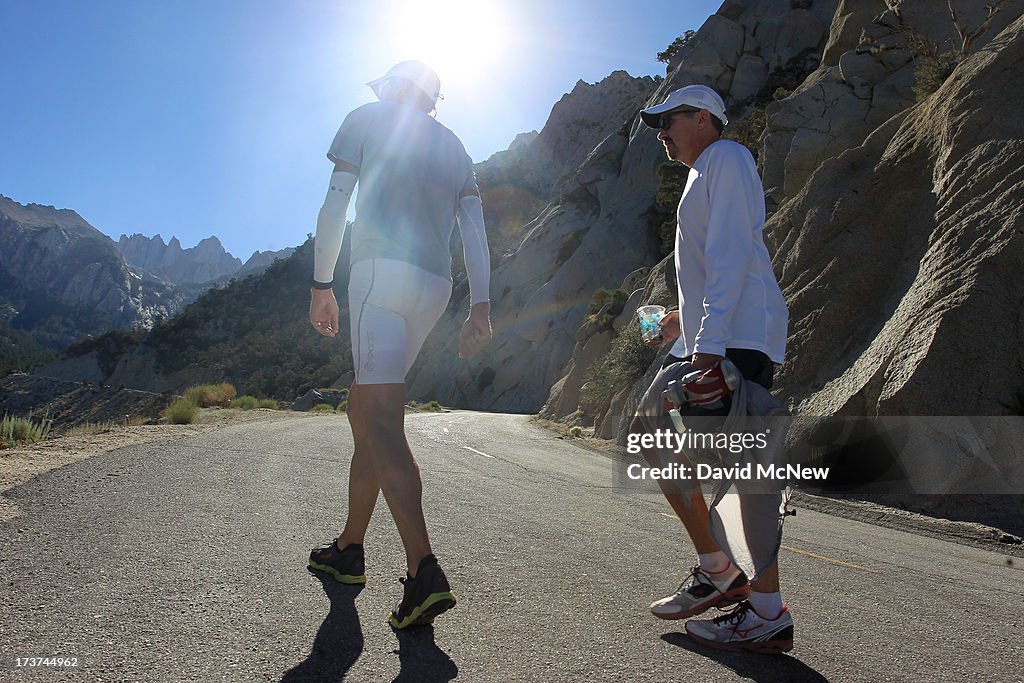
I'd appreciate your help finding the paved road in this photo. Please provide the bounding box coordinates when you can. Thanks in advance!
[1,411,1021,682]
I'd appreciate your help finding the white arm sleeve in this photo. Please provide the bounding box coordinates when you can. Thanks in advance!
[312,171,357,284]
[457,194,490,304]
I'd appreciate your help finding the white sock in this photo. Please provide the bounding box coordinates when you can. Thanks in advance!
[748,590,784,620]
[697,551,731,574]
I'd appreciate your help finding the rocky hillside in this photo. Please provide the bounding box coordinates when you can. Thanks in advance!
[238,247,296,277]
[0,194,298,375]
[542,0,1024,440]
[0,196,185,357]
[34,239,351,400]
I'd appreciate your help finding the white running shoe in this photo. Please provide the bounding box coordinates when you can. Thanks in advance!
[685,601,794,654]
[650,564,749,620]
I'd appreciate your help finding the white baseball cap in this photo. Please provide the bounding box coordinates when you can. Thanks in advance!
[368,60,442,104]
[640,84,729,128]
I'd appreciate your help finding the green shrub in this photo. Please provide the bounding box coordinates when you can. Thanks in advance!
[657,30,695,64]
[184,383,237,407]
[423,400,442,412]
[569,426,583,438]
[645,162,691,256]
[580,322,656,412]
[586,289,630,319]
[1,413,52,447]
[231,395,259,410]
[336,400,348,413]
[723,105,767,160]
[163,398,199,424]
[913,51,958,101]
[257,399,278,409]
[311,403,335,413]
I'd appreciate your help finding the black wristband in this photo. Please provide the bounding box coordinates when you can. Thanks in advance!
[310,278,334,290]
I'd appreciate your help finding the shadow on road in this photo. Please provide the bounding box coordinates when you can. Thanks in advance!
[280,573,365,682]
[391,625,459,683]
[661,633,830,682]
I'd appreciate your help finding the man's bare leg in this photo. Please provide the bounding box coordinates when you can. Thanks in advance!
[335,384,381,548]
[346,382,433,577]
[631,416,722,555]
[750,560,779,594]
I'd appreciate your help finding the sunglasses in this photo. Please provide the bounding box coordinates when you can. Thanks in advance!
[659,108,701,130]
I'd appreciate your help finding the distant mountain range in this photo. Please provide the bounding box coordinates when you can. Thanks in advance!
[116,233,293,286]
[0,194,293,371]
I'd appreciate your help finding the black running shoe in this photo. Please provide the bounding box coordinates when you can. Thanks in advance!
[308,540,366,585]
[388,555,456,629]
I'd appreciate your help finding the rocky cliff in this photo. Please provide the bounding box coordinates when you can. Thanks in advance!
[406,0,847,413]
[116,233,294,286]
[474,71,658,252]
[773,7,1024,417]
[116,234,241,284]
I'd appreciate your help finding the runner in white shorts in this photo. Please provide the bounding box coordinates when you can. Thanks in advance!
[306,60,492,629]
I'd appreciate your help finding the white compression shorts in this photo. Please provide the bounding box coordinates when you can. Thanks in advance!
[348,258,452,384]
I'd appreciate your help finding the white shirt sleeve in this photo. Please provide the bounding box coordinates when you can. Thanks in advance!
[693,149,757,357]
[312,171,357,284]
[457,194,490,304]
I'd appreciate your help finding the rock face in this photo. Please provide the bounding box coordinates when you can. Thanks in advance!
[0,196,183,350]
[474,71,658,252]
[0,193,297,363]
[117,233,242,284]
[773,11,1024,416]
[760,0,1019,210]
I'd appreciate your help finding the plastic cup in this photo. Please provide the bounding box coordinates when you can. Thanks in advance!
[637,305,666,344]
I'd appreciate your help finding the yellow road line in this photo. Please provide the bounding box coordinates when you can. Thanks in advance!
[657,513,878,573]
[781,545,879,573]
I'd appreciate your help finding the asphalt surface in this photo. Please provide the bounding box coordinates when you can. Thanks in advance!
[1,410,1022,682]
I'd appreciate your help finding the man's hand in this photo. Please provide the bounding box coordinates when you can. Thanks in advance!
[647,310,681,348]
[459,302,492,358]
[309,288,340,337]
[689,352,724,370]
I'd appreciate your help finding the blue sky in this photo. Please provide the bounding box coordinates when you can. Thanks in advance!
[0,0,722,260]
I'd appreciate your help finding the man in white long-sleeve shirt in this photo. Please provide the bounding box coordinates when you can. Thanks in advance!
[634,85,794,653]
[305,60,491,629]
